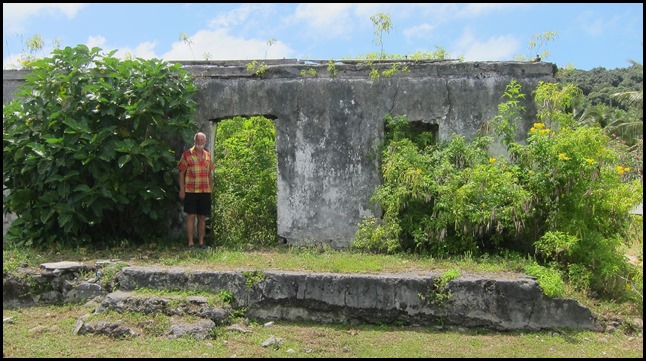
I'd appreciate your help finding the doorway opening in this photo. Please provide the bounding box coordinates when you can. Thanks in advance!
[210,115,278,249]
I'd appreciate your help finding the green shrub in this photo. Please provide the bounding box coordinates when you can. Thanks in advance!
[354,80,642,302]
[3,45,197,247]
[623,265,643,315]
[352,216,402,254]
[518,82,641,299]
[525,263,565,298]
[354,114,532,256]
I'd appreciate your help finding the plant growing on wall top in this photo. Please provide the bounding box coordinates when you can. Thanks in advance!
[5,33,62,70]
[370,12,393,60]
[178,32,195,60]
[265,38,277,59]
[245,38,277,77]
[245,60,269,76]
[300,68,317,77]
[514,31,559,62]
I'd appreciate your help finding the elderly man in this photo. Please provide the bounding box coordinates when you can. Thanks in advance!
[178,132,214,249]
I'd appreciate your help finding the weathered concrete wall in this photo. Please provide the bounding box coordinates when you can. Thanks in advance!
[2,59,556,247]
[185,59,555,247]
[2,69,28,104]
[3,70,31,236]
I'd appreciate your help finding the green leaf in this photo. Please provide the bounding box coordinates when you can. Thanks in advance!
[118,154,131,168]
[62,117,90,133]
[73,184,92,193]
[40,207,56,224]
[145,185,166,200]
[44,136,64,144]
[58,212,72,229]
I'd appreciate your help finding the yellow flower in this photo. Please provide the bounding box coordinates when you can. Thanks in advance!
[558,153,570,161]
[625,284,631,291]
[489,157,496,164]
[533,122,545,129]
[616,166,625,175]
[625,167,630,172]
[585,158,595,164]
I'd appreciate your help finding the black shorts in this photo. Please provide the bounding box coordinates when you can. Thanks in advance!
[183,193,212,216]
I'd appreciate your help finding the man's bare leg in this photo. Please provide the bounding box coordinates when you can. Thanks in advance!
[187,213,196,246]
[197,215,206,246]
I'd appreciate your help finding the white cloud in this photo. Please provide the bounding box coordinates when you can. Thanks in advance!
[291,3,356,38]
[403,23,436,42]
[453,28,519,62]
[3,3,88,33]
[117,42,159,61]
[161,29,294,61]
[3,3,90,67]
[90,36,159,61]
[456,3,529,17]
[288,3,417,40]
[86,35,107,49]
[208,3,274,29]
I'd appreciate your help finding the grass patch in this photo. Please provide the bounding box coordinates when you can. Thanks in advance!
[3,242,523,274]
[3,305,643,358]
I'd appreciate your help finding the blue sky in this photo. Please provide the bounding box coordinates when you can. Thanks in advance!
[3,3,643,71]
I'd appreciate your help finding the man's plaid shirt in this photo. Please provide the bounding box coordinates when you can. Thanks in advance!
[178,146,214,193]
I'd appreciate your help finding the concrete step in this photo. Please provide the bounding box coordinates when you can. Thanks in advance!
[107,266,602,332]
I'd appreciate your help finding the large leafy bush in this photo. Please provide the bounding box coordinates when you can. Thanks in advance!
[3,45,197,247]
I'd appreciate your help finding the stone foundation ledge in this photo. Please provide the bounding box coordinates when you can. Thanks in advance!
[113,266,603,332]
[2,261,606,332]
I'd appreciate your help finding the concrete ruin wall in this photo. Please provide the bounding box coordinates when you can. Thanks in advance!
[3,59,557,247]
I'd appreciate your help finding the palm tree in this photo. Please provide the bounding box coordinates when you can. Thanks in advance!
[611,59,644,109]
[606,59,643,144]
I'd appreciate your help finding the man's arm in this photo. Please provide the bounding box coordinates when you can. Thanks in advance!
[179,158,187,201]
[209,153,215,190]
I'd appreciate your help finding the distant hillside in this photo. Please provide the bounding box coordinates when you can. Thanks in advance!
[556,64,643,109]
